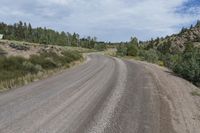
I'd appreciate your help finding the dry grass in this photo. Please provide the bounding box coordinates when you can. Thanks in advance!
[0,57,85,92]
[102,48,117,56]
[0,39,95,92]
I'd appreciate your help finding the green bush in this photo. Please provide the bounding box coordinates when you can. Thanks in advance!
[0,50,82,85]
[30,55,58,70]
[160,53,179,69]
[0,56,26,71]
[94,44,107,51]
[0,56,28,81]
[139,49,159,63]
[62,50,82,62]
[172,48,200,85]
[127,44,138,56]
[116,45,127,56]
[22,61,41,74]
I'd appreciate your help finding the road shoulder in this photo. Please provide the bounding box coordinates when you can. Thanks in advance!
[130,59,200,133]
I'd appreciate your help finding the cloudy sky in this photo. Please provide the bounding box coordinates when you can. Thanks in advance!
[0,0,200,42]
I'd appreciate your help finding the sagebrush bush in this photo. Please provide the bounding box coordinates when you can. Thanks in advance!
[30,55,58,70]
[0,50,82,90]
[22,61,40,74]
[139,49,159,63]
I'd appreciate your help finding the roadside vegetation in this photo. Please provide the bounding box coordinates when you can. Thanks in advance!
[191,91,200,97]
[0,20,199,88]
[116,21,200,87]
[0,47,7,56]
[0,21,108,91]
[0,50,82,91]
[116,40,200,87]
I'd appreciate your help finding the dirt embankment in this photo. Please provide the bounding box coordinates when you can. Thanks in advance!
[0,40,66,58]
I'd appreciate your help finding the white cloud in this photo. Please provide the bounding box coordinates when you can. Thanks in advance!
[0,0,199,41]
[39,0,74,6]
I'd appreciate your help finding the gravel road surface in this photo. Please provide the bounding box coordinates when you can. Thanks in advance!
[0,54,199,133]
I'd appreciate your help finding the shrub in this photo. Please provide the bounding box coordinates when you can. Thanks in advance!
[191,91,200,97]
[172,48,200,85]
[30,50,82,70]
[0,50,82,90]
[116,45,127,56]
[62,50,82,62]
[30,55,57,69]
[157,41,171,54]
[160,53,179,69]
[22,61,40,74]
[139,49,159,63]
[0,56,27,81]
[127,44,138,56]
[0,56,26,71]
[94,44,107,51]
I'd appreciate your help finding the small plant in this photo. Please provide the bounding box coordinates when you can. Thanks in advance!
[139,49,159,63]
[191,91,200,97]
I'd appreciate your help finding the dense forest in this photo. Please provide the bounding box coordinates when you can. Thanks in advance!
[0,21,107,50]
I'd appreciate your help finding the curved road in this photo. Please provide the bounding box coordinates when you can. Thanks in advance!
[0,54,199,133]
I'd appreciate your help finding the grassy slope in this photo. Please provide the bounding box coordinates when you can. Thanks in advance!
[0,39,92,91]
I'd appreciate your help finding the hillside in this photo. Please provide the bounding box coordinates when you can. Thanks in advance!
[116,22,200,87]
[0,40,94,58]
[145,21,200,53]
[0,40,87,91]
[0,21,108,51]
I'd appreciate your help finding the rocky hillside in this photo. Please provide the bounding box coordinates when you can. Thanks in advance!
[171,22,200,47]
[145,21,200,54]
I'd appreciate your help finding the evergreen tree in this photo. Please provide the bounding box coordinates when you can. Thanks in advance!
[0,21,99,49]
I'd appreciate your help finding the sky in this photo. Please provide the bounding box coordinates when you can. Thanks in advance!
[0,0,200,42]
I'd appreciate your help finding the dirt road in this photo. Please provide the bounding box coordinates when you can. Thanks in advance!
[0,54,199,133]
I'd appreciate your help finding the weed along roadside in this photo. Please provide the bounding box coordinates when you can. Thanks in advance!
[0,50,83,92]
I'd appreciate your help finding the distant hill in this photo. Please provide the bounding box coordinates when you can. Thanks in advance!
[144,21,200,54]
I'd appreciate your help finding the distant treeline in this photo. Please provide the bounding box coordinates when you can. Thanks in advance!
[0,21,107,50]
